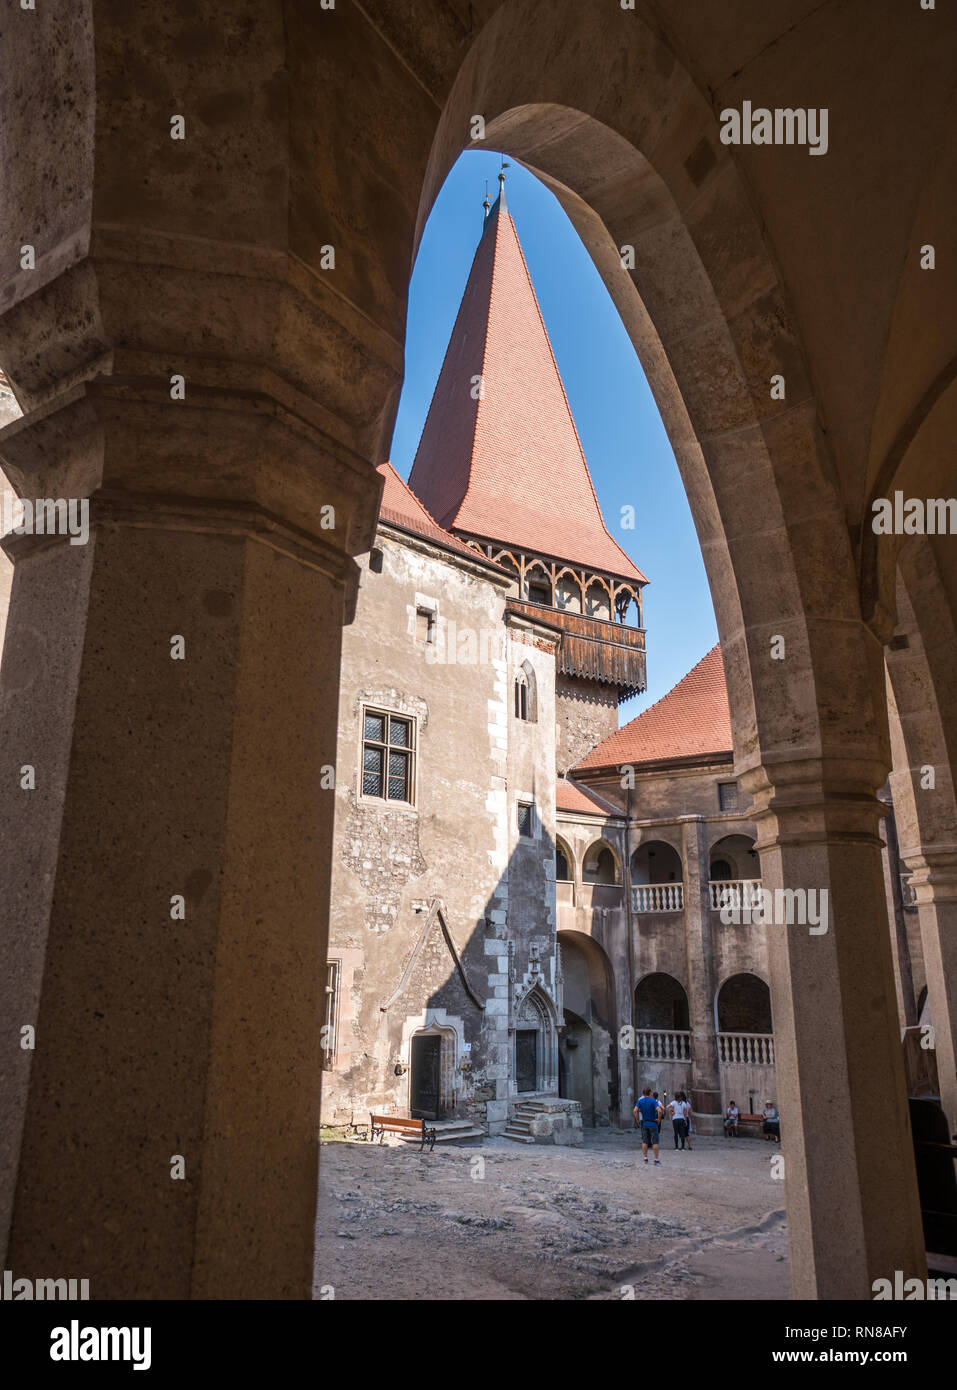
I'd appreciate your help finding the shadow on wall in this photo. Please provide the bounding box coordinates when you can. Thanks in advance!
[344,822,624,1132]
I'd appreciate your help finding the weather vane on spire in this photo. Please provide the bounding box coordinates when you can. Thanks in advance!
[498,157,510,206]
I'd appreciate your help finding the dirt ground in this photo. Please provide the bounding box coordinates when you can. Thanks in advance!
[313,1129,790,1301]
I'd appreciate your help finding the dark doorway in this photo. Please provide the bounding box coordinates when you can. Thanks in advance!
[410,1034,441,1119]
[516,1030,538,1092]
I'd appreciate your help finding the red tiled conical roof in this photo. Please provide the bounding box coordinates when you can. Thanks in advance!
[408,196,646,585]
[575,646,731,770]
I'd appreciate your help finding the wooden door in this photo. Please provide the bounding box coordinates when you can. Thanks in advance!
[410,1034,441,1119]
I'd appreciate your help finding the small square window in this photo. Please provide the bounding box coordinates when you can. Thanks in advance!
[718,781,739,812]
[518,802,533,838]
[416,608,435,644]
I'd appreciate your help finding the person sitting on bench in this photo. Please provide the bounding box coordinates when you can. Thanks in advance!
[762,1101,780,1142]
[723,1101,740,1137]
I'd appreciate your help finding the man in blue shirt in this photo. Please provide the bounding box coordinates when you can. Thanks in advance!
[634,1086,662,1165]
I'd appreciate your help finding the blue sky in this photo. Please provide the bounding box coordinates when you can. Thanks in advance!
[389,151,717,721]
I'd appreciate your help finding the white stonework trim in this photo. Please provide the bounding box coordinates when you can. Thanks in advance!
[401,1010,465,1117]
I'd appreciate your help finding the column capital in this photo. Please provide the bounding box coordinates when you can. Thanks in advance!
[740,756,890,852]
[899,843,957,904]
[0,379,381,599]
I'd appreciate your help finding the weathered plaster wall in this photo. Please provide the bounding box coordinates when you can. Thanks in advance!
[555,674,618,775]
[505,621,560,1108]
[323,530,510,1126]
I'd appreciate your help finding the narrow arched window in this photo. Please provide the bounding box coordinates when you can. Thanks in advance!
[515,672,529,720]
[514,659,537,722]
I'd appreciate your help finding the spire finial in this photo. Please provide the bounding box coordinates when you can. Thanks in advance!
[482,179,491,223]
[498,158,510,208]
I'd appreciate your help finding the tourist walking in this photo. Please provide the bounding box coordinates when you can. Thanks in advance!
[668,1091,691,1150]
[634,1086,663,1165]
[723,1101,739,1137]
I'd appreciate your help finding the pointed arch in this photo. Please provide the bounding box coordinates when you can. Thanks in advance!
[583,837,621,884]
[524,558,553,606]
[584,576,613,620]
[555,567,584,613]
[514,656,538,722]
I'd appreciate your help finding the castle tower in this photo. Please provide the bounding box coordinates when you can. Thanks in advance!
[408,172,647,772]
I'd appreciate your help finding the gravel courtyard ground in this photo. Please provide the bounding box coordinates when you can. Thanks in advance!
[313,1129,790,1301]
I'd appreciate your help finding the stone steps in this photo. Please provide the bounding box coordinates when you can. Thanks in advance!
[504,1096,584,1146]
[503,1126,536,1143]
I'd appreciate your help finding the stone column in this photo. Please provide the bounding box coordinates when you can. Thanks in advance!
[0,0,419,1298]
[900,846,957,1134]
[681,815,722,1134]
[745,759,927,1300]
[0,385,377,1298]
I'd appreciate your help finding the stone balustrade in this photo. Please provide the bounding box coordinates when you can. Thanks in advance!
[632,882,684,912]
[634,1028,692,1061]
[708,879,764,911]
[717,1032,775,1066]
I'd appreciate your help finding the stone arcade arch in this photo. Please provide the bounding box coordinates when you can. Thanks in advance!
[636,971,691,1032]
[631,839,683,885]
[716,974,776,1117]
[582,837,621,885]
[0,0,950,1300]
[709,834,759,886]
[634,972,692,1103]
[558,930,618,1126]
[716,972,773,1035]
[555,835,574,883]
[885,541,957,1128]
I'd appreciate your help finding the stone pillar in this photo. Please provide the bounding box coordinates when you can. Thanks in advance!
[0,0,415,1298]
[746,759,926,1300]
[900,847,957,1134]
[0,386,377,1298]
[681,815,722,1134]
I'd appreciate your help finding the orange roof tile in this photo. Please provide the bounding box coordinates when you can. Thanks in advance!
[555,778,623,817]
[575,646,731,770]
[408,196,646,586]
[376,462,507,570]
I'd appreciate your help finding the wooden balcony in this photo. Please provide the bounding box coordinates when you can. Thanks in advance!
[505,600,646,697]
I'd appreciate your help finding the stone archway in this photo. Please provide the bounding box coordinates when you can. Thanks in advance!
[411,3,928,1295]
[558,930,618,1126]
[886,545,957,1128]
[513,983,558,1095]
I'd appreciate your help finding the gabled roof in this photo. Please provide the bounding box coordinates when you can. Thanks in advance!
[376,462,507,571]
[575,646,732,770]
[555,777,623,818]
[408,195,646,586]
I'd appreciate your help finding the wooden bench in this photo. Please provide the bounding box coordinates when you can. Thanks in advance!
[740,1111,780,1139]
[369,1113,436,1152]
